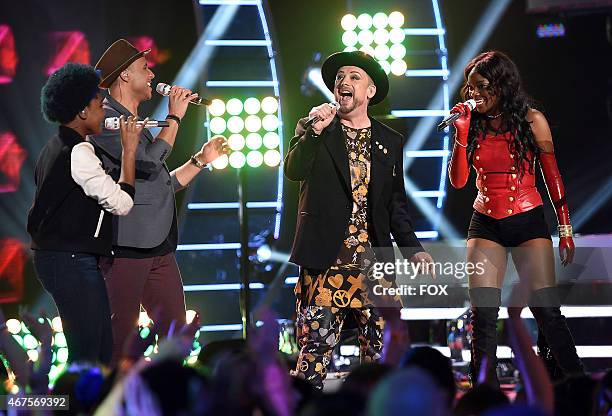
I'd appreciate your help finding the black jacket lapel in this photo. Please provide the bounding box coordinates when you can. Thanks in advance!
[323,118,351,196]
[368,118,394,208]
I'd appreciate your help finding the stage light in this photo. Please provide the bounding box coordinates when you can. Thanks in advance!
[207,96,280,170]
[57,347,69,363]
[358,29,374,46]
[341,14,358,31]
[388,11,404,28]
[391,59,407,76]
[342,31,359,47]
[138,311,151,328]
[264,149,281,167]
[227,116,245,133]
[256,244,272,262]
[54,332,67,348]
[208,99,225,117]
[51,316,63,333]
[246,133,263,150]
[244,115,262,133]
[128,36,161,68]
[261,96,278,114]
[390,43,407,60]
[226,98,243,115]
[0,25,17,84]
[262,114,279,131]
[246,151,264,167]
[144,344,154,357]
[209,117,227,134]
[536,23,565,38]
[374,44,390,61]
[341,11,406,77]
[186,310,197,325]
[373,28,390,45]
[45,31,90,76]
[139,327,151,340]
[23,334,38,350]
[373,12,388,29]
[244,97,261,114]
[359,45,376,57]
[228,133,246,151]
[27,350,38,362]
[357,13,373,30]
[263,132,280,149]
[229,151,246,169]
[0,132,27,194]
[6,318,20,334]
[211,154,229,170]
[389,27,405,44]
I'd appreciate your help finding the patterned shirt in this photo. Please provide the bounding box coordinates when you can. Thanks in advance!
[295,125,396,309]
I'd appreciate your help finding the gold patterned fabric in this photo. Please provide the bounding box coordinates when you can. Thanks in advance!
[295,125,378,309]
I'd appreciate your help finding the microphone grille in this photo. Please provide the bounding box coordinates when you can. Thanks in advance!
[329,101,340,109]
[104,117,119,130]
[465,99,477,110]
[156,83,170,96]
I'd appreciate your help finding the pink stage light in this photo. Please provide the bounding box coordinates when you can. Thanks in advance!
[45,31,90,76]
[128,36,167,68]
[0,25,18,84]
[0,238,25,304]
[0,132,27,193]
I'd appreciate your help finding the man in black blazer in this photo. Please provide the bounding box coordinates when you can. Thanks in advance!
[285,51,433,389]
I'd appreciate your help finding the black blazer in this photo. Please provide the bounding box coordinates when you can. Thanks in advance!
[284,116,423,274]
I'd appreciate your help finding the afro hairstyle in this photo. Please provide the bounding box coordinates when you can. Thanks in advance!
[40,62,101,124]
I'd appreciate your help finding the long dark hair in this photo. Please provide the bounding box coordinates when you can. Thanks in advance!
[460,51,539,175]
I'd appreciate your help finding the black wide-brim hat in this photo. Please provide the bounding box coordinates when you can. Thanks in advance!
[321,51,389,106]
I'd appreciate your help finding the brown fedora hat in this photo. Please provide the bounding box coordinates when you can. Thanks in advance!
[95,39,151,88]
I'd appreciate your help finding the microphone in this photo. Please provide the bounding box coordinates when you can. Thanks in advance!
[436,99,477,131]
[104,117,169,130]
[156,83,211,106]
[304,102,340,128]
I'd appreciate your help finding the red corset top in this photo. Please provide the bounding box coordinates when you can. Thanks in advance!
[472,132,542,219]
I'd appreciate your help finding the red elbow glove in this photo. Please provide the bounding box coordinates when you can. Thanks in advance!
[448,103,471,188]
[539,151,574,265]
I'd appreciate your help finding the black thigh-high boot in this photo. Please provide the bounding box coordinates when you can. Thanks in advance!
[469,287,502,387]
[529,287,585,379]
[536,327,563,381]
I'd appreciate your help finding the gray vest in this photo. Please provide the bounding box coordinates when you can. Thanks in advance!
[88,96,181,248]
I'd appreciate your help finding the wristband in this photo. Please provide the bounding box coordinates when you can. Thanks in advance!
[166,114,181,126]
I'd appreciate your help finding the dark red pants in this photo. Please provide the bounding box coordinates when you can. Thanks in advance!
[99,252,186,365]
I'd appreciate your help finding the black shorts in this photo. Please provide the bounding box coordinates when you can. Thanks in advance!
[467,206,552,247]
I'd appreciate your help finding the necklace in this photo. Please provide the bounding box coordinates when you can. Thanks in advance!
[486,112,503,119]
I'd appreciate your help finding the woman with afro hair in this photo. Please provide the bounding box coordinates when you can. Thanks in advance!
[27,62,143,364]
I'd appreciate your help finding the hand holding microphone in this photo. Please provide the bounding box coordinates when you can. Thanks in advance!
[436,99,476,133]
[155,83,199,120]
[156,83,211,106]
[118,115,146,154]
[307,102,339,134]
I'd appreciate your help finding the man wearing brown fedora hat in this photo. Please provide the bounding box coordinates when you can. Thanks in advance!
[89,39,227,365]
[285,51,434,389]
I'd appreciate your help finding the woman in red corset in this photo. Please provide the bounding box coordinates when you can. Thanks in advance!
[448,51,584,386]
